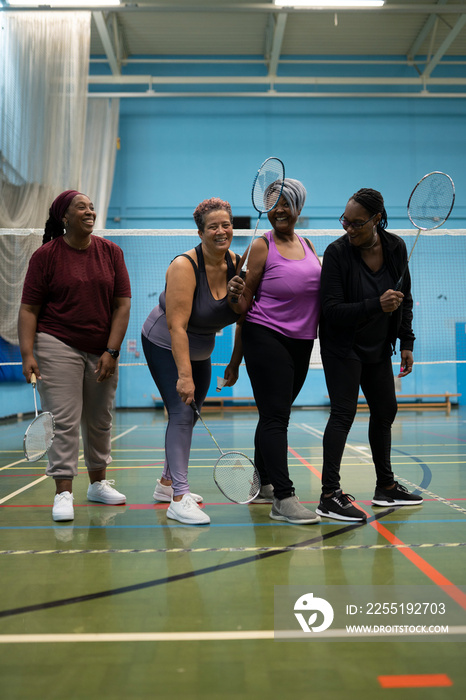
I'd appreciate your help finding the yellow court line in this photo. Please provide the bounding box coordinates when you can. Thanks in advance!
[1,543,465,556]
[0,426,140,501]
[0,476,48,504]
[0,628,465,643]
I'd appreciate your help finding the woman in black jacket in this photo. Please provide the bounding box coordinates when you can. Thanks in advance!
[317,188,422,522]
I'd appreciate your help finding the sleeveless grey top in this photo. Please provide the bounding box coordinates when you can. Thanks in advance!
[142,244,240,361]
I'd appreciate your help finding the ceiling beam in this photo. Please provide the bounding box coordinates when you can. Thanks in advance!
[407,0,448,61]
[267,12,287,78]
[92,11,120,76]
[87,74,466,86]
[422,12,466,76]
[88,91,466,99]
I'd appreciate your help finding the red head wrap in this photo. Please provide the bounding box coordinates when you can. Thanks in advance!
[49,190,82,223]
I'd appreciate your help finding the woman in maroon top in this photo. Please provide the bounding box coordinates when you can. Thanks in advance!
[18,190,131,523]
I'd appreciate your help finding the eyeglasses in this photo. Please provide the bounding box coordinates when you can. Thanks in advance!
[339,213,376,229]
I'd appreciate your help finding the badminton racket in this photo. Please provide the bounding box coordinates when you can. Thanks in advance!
[231,156,285,302]
[23,373,55,462]
[191,401,260,504]
[395,171,455,291]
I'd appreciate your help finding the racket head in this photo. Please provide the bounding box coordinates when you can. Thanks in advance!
[251,157,285,214]
[213,451,261,504]
[23,412,55,462]
[407,171,455,231]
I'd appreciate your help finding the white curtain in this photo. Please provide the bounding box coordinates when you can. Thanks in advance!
[0,11,91,228]
[0,13,121,345]
[81,98,120,229]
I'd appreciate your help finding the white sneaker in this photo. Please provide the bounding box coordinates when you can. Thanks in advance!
[52,491,74,522]
[153,478,203,504]
[87,480,126,505]
[167,494,210,525]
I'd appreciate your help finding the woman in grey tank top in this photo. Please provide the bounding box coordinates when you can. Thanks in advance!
[141,198,245,525]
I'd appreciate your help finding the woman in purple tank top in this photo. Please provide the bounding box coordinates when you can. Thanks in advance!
[227,179,322,525]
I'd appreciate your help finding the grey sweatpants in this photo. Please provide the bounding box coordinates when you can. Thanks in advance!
[34,332,118,480]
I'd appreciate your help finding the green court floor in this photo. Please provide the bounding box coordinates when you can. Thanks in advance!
[0,407,465,699]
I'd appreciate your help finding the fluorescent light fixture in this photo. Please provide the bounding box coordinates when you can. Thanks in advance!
[7,0,120,6]
[275,1,385,7]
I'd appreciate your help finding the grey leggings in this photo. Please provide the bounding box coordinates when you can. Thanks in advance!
[141,334,211,496]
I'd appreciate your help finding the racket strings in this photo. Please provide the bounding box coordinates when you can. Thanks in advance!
[24,413,54,461]
[214,452,261,504]
[408,173,455,230]
[252,159,285,213]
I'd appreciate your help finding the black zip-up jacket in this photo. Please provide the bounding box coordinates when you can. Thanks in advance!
[319,229,415,358]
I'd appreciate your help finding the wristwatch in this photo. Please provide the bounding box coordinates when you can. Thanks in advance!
[105,348,120,359]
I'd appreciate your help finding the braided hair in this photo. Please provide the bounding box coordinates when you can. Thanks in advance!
[351,188,388,233]
[43,216,65,245]
[42,189,82,245]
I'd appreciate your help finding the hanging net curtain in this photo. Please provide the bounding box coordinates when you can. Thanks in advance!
[0,11,91,228]
[0,13,120,346]
[82,98,120,230]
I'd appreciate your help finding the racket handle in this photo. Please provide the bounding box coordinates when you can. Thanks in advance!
[388,276,404,317]
[190,401,200,417]
[30,372,37,387]
[231,269,246,304]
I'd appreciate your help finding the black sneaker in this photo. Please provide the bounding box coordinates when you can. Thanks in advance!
[372,482,423,507]
[316,489,367,522]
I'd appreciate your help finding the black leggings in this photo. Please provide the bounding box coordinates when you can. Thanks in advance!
[322,354,397,494]
[242,321,313,500]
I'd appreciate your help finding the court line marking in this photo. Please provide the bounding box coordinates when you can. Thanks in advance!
[395,475,466,517]
[1,426,465,618]
[378,674,453,688]
[0,514,387,619]
[1,507,464,621]
[297,422,466,517]
[295,422,372,463]
[288,440,466,611]
[0,627,464,644]
[0,426,139,502]
[1,542,465,555]
[0,476,48,505]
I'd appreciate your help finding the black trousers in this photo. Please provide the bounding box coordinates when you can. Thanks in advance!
[242,321,313,500]
[321,353,397,494]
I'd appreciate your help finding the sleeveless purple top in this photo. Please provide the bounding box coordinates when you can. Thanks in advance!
[245,231,321,340]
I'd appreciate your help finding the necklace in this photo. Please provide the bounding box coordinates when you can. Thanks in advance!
[361,232,378,250]
[63,234,92,250]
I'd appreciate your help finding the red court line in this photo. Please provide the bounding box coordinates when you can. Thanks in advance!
[288,446,466,610]
[378,674,452,688]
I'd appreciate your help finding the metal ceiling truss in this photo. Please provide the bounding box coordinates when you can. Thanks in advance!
[2,2,466,98]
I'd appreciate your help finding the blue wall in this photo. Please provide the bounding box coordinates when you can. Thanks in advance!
[2,92,466,418]
[107,97,466,229]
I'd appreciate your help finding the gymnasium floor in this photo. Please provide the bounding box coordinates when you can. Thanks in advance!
[0,405,465,700]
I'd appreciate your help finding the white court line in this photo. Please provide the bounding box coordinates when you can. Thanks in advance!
[0,458,31,472]
[78,424,139,460]
[0,476,48,504]
[297,423,466,516]
[0,425,139,500]
[296,423,372,464]
[110,425,138,442]
[0,627,465,643]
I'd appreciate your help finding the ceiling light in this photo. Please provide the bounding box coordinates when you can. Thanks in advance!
[275,1,385,7]
[7,0,120,6]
